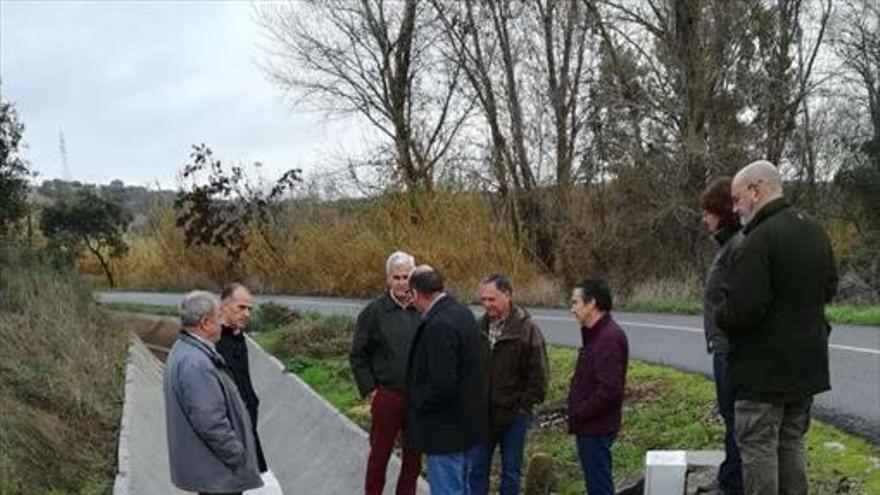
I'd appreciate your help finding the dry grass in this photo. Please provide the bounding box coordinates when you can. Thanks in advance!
[0,259,129,494]
[621,272,704,314]
[95,192,543,297]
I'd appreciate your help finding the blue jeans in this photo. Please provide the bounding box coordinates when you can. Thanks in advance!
[713,352,743,494]
[468,412,530,495]
[427,451,469,495]
[575,434,615,495]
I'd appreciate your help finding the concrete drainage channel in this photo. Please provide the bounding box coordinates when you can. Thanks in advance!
[112,313,429,494]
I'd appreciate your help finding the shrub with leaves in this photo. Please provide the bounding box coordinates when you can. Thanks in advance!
[40,190,131,287]
[0,93,34,236]
[174,144,302,272]
[276,313,353,359]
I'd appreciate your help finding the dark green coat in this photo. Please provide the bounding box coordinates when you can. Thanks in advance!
[716,198,838,404]
[350,292,421,397]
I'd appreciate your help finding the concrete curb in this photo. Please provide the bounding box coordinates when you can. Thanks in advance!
[112,336,136,495]
[113,335,186,494]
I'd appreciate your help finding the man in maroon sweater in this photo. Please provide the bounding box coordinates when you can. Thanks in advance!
[567,279,629,495]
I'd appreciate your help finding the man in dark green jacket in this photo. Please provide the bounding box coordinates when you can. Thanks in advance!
[350,251,422,495]
[717,161,838,495]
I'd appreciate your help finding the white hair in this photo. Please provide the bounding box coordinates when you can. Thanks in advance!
[179,291,219,327]
[386,250,416,275]
[735,160,784,196]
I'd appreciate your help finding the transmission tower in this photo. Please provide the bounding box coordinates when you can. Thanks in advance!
[59,129,70,180]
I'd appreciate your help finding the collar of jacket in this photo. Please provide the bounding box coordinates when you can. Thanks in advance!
[381,291,414,313]
[221,324,244,339]
[580,312,611,347]
[744,197,790,235]
[482,304,530,343]
[179,330,228,369]
[422,293,453,323]
[713,225,741,246]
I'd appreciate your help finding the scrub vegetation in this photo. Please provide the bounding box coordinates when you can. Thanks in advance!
[0,251,129,494]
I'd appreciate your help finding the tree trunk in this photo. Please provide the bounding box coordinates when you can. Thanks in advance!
[85,238,115,287]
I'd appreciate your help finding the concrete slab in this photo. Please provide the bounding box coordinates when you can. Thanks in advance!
[113,336,186,495]
[113,316,428,494]
[247,336,429,494]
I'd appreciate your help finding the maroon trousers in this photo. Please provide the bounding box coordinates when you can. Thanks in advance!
[365,388,422,495]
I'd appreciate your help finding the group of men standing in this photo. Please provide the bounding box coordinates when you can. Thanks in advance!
[351,253,630,495]
[353,160,839,495]
[160,157,838,495]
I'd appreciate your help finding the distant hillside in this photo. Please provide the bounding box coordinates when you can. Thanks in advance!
[30,179,176,228]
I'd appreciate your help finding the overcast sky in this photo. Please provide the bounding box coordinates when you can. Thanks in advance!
[1,0,369,189]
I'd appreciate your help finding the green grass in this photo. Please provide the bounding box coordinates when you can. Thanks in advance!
[101,301,179,316]
[825,305,880,326]
[621,299,880,327]
[620,298,704,315]
[254,315,880,494]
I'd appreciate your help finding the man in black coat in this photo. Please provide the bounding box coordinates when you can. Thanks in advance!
[717,161,838,495]
[405,266,486,495]
[216,283,268,475]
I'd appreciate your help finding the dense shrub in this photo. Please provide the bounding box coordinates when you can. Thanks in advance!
[275,313,353,359]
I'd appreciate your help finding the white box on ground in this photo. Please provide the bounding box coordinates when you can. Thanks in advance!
[644,450,687,495]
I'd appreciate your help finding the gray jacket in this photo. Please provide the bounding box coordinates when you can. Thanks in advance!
[703,227,742,354]
[163,331,263,493]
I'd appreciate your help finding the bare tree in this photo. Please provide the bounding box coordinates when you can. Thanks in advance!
[432,0,597,270]
[433,0,548,263]
[590,0,762,261]
[830,0,880,159]
[257,0,470,220]
[828,0,880,290]
[752,0,833,167]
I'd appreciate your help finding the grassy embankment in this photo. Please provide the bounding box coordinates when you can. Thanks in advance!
[0,258,129,494]
[246,304,879,494]
[620,299,880,326]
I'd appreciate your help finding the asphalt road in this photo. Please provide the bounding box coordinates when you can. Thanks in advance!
[98,291,880,444]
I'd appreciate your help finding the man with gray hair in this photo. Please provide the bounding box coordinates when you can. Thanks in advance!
[351,251,422,495]
[164,291,263,495]
[717,161,838,495]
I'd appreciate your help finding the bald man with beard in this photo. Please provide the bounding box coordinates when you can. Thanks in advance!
[716,161,838,495]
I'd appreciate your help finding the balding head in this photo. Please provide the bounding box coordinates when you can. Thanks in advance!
[408,265,445,315]
[731,160,784,226]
